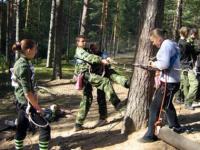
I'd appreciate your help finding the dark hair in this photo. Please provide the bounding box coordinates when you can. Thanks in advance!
[190,28,198,36]
[90,43,96,50]
[76,35,86,42]
[179,26,189,38]
[12,39,36,53]
[150,28,166,38]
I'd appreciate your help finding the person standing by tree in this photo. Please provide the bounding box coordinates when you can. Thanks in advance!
[11,39,51,150]
[140,28,181,143]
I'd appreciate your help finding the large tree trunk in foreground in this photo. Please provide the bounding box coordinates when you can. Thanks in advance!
[173,0,183,41]
[122,0,165,134]
[79,0,89,35]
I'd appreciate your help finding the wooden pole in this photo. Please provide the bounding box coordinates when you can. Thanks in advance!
[157,126,200,150]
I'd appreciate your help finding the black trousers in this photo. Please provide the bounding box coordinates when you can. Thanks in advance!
[15,103,51,141]
[97,89,107,120]
[144,82,180,138]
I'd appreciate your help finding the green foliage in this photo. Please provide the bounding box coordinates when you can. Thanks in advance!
[164,0,200,37]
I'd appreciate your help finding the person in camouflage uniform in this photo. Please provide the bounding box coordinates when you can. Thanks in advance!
[11,39,50,150]
[183,28,199,109]
[89,43,130,127]
[74,35,127,131]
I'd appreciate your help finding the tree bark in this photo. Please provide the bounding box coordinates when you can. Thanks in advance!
[52,0,63,79]
[112,0,119,57]
[0,0,3,53]
[24,0,30,29]
[122,0,165,134]
[15,0,20,60]
[80,0,89,35]
[173,0,183,41]
[66,0,72,59]
[6,0,10,62]
[46,0,55,68]
[99,0,108,51]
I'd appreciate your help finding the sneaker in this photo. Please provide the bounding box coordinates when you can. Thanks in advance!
[94,119,107,127]
[184,104,195,110]
[74,123,84,131]
[138,135,158,143]
[172,126,186,134]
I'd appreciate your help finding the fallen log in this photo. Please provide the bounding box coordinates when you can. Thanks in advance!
[157,126,200,150]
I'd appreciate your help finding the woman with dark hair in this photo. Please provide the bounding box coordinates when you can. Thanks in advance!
[11,39,50,150]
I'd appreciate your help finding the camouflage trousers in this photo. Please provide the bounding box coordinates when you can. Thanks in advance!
[76,71,128,125]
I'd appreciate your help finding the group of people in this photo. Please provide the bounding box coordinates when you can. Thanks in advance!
[175,27,199,110]
[140,27,200,143]
[11,36,130,149]
[10,27,199,149]
[74,35,130,131]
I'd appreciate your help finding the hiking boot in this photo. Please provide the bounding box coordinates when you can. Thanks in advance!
[138,135,158,143]
[74,123,84,131]
[184,103,195,110]
[94,119,108,127]
[172,126,186,134]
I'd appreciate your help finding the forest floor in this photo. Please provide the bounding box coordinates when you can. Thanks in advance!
[1,52,200,150]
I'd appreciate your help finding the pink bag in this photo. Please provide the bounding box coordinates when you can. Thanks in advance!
[74,73,83,90]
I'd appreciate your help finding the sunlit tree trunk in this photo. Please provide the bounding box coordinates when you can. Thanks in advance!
[173,0,183,41]
[15,0,20,60]
[122,0,165,134]
[80,0,89,35]
[24,0,30,29]
[46,0,55,68]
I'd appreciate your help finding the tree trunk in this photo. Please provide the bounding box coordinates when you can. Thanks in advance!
[0,0,3,53]
[112,0,119,57]
[46,0,55,68]
[99,0,108,51]
[66,0,72,59]
[24,0,30,29]
[6,0,10,62]
[122,0,165,134]
[79,0,89,35]
[15,0,20,60]
[52,0,63,79]
[173,0,183,41]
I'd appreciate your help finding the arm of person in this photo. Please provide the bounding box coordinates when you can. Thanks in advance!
[19,65,42,113]
[25,92,42,113]
[75,47,102,64]
[153,41,171,70]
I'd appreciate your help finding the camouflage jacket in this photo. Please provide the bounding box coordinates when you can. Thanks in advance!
[74,47,102,74]
[12,56,35,104]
